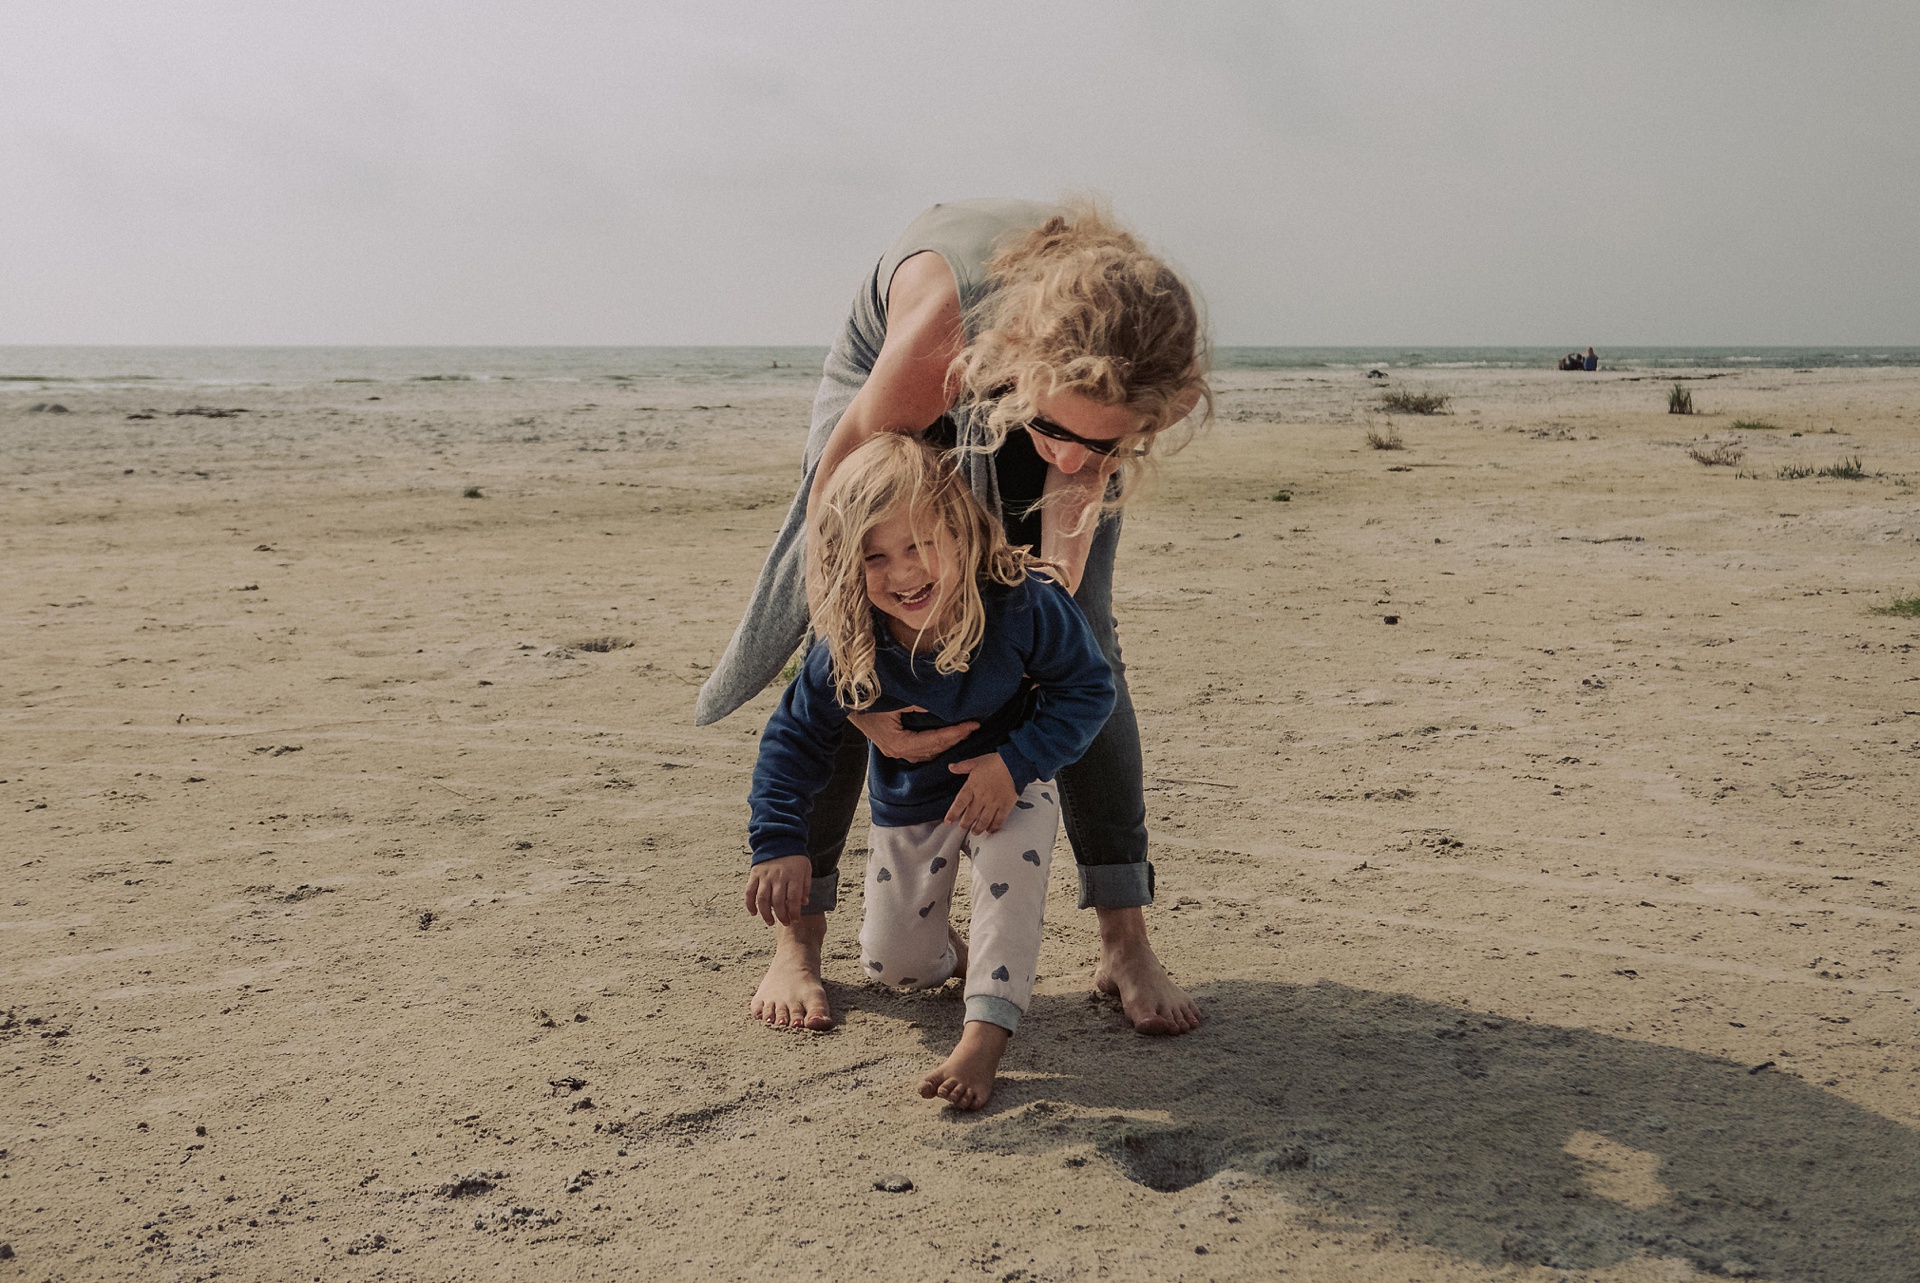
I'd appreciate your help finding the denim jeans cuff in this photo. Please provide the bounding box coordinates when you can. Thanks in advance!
[803,872,839,916]
[1076,860,1154,910]
[965,994,1023,1033]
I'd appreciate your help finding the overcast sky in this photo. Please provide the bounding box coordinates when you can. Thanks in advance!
[4,1,1916,347]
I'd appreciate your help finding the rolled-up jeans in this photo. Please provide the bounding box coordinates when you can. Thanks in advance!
[801,512,1153,915]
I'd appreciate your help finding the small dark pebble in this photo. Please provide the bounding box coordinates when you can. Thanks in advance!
[195,1125,206,1137]
[417,911,435,930]
[0,1243,13,1260]
[1195,1245,1209,1255]
[1383,615,1400,625]
[873,1176,914,1194]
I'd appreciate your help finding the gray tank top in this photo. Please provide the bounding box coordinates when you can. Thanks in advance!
[833,198,1062,379]
[693,198,1060,725]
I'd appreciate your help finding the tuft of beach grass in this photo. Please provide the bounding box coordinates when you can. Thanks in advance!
[1778,456,1868,480]
[778,649,805,684]
[1731,419,1782,431]
[1380,389,1449,415]
[1667,384,1694,415]
[1687,441,1745,467]
[1364,423,1405,451]
[1870,595,1920,617]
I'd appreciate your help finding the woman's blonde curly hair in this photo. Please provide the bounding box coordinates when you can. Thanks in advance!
[809,434,1039,712]
[952,198,1213,516]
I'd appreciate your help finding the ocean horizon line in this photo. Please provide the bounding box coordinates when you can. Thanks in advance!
[4,343,1917,392]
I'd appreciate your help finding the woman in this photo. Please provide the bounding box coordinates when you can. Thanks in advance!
[697,198,1209,1036]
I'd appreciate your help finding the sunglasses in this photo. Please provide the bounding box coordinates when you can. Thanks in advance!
[1024,414,1144,458]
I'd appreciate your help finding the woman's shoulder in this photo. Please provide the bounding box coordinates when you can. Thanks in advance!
[886,200,1064,307]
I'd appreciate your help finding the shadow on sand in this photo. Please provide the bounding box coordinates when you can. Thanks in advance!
[893,979,1920,1280]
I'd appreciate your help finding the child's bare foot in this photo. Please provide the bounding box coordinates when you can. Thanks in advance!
[918,1020,1010,1111]
[750,914,834,1031]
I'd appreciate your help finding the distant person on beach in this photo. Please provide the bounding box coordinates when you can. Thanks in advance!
[1584,347,1599,371]
[745,435,1115,1108]
[698,198,1210,1037]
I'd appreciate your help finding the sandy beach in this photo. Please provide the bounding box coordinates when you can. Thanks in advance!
[4,364,1919,1281]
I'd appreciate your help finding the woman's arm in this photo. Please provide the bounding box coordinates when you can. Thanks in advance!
[808,251,965,513]
[1037,464,1109,596]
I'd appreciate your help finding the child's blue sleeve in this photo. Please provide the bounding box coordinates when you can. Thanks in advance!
[747,645,851,864]
[998,578,1116,792]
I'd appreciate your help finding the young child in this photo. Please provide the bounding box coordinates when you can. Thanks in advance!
[744,433,1116,1109]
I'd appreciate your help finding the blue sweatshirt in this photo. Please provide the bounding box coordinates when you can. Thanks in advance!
[748,575,1115,864]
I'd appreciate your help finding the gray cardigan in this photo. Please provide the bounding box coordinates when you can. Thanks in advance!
[694,199,1060,726]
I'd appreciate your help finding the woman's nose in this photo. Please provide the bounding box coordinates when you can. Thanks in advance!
[1052,443,1091,475]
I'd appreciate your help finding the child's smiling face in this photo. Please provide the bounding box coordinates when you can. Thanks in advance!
[862,508,955,648]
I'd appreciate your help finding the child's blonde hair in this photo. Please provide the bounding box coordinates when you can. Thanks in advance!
[809,434,1035,711]
[952,198,1214,516]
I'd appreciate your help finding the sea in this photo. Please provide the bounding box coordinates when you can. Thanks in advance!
[1,345,1916,392]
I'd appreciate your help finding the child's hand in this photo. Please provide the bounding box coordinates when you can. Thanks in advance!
[945,753,1017,834]
[745,854,813,926]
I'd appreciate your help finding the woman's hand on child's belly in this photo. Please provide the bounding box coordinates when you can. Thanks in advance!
[847,706,980,763]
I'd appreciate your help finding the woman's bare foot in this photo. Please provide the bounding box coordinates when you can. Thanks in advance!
[917,1020,1010,1110]
[750,913,834,1031]
[1093,906,1201,1035]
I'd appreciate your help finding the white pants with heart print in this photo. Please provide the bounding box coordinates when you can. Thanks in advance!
[858,779,1060,1033]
